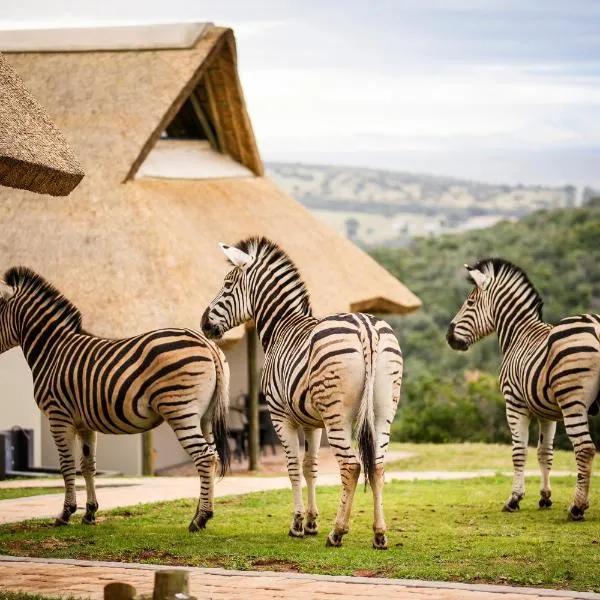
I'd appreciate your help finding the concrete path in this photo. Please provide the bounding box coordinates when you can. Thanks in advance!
[1,556,598,600]
[0,469,582,525]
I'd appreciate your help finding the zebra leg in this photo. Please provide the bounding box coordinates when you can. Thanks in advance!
[200,414,218,519]
[325,419,361,548]
[78,430,99,524]
[370,356,401,550]
[169,418,217,531]
[273,419,304,537]
[537,418,556,509]
[302,427,322,535]
[563,410,595,521]
[503,407,530,512]
[50,418,78,526]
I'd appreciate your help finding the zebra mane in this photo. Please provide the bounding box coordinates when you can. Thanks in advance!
[3,267,83,331]
[470,258,544,319]
[233,236,312,315]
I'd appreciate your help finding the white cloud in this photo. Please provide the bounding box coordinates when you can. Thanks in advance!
[243,63,600,154]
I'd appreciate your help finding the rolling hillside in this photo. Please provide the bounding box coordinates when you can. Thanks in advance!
[266,162,598,246]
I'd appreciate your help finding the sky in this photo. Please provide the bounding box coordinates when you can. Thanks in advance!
[2,0,600,186]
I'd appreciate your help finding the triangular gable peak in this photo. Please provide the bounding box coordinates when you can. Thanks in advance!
[129,29,263,182]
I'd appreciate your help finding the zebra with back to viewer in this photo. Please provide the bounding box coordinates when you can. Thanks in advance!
[0,267,230,531]
[201,236,403,549]
[447,258,600,520]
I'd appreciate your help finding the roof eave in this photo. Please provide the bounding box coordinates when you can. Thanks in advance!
[350,296,422,315]
[0,155,84,196]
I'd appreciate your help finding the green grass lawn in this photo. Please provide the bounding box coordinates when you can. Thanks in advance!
[0,488,61,501]
[1,476,599,592]
[387,443,578,472]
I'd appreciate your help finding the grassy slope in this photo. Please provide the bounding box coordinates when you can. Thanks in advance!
[387,443,577,472]
[0,488,61,501]
[1,478,599,592]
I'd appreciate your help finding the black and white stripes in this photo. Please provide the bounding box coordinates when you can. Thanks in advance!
[0,267,230,531]
[202,237,403,549]
[447,258,600,519]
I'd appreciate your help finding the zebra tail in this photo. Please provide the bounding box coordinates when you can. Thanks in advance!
[355,319,379,489]
[210,344,231,478]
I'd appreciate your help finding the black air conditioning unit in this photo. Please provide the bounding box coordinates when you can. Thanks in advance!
[0,427,34,480]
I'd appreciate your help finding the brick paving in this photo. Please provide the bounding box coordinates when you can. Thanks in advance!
[1,557,598,600]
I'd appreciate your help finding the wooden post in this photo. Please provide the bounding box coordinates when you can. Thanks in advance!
[246,326,260,471]
[153,570,189,600]
[104,582,136,600]
[142,430,154,476]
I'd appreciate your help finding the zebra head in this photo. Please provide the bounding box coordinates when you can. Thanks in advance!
[0,278,18,353]
[201,243,254,340]
[446,262,495,351]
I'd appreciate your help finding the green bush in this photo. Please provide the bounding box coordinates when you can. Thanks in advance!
[391,373,510,444]
[371,199,600,450]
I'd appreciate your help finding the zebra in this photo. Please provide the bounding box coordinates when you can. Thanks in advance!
[0,267,230,531]
[446,258,600,520]
[201,237,403,549]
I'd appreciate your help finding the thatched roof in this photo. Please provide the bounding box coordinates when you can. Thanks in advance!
[0,24,420,344]
[0,53,84,196]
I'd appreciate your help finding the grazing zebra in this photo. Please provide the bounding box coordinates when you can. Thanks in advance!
[201,237,403,549]
[0,267,230,530]
[447,258,600,520]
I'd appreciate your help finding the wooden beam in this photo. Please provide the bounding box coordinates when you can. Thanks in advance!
[204,70,226,153]
[189,91,220,151]
[142,430,154,476]
[246,327,260,471]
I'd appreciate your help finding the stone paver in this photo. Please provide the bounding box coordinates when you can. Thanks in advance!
[0,557,597,600]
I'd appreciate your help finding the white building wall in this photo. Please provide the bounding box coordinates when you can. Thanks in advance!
[0,348,42,467]
[41,420,143,476]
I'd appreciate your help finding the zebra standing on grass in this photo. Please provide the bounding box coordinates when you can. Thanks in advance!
[447,258,600,520]
[0,267,230,531]
[201,237,403,550]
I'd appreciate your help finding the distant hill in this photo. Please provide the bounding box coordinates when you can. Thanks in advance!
[266,162,599,246]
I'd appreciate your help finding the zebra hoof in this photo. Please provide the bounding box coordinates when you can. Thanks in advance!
[188,511,213,532]
[503,497,521,512]
[289,514,304,538]
[54,517,70,527]
[568,505,585,521]
[304,520,319,535]
[325,532,343,548]
[372,533,388,550]
[539,497,552,509]
[82,515,97,525]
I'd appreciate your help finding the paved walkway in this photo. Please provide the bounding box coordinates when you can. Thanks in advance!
[1,556,598,600]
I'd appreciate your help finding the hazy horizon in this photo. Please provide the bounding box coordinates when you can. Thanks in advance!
[1,0,599,187]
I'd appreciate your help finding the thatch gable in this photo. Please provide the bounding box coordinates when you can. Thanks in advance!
[0,24,420,345]
[0,53,84,196]
[5,26,261,187]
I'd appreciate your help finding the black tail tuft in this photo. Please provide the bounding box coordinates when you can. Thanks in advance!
[212,409,230,478]
[357,419,376,488]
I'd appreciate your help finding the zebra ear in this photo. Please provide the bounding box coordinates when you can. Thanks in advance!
[219,243,252,268]
[466,267,490,290]
[0,279,15,301]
